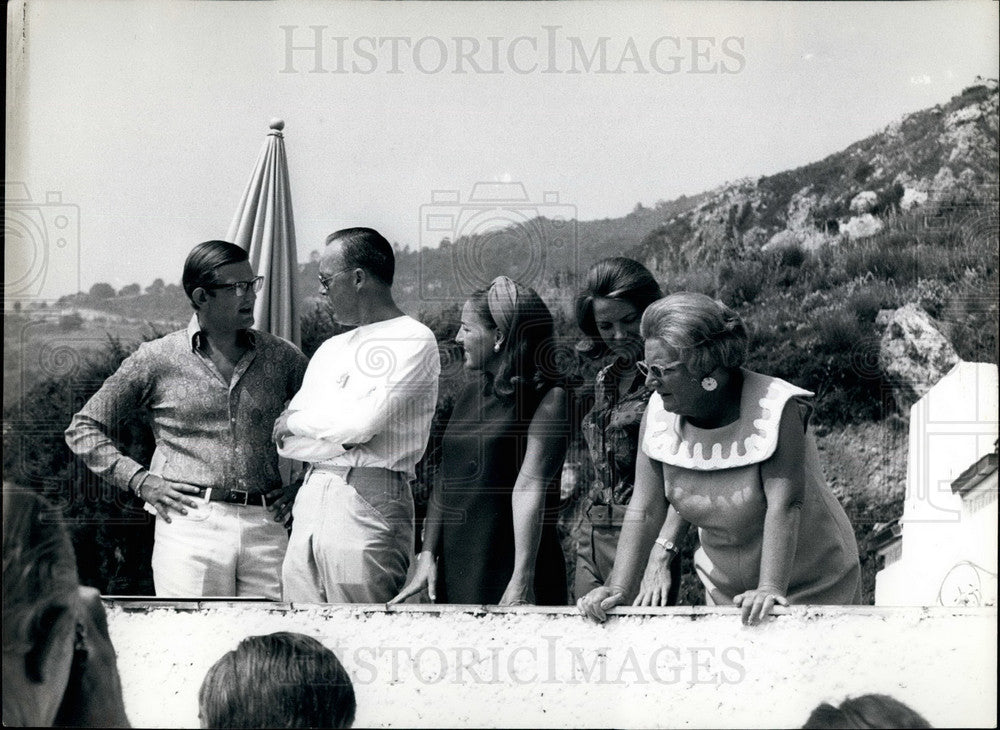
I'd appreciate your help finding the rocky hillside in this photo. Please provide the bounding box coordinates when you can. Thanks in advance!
[53,80,998,329]
[632,79,999,275]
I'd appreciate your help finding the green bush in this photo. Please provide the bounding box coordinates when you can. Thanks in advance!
[845,281,899,324]
[299,300,350,358]
[777,243,806,269]
[3,335,156,594]
[941,273,1000,363]
[717,258,766,307]
[58,311,85,331]
[842,243,922,284]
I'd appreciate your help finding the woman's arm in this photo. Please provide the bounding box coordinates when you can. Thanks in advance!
[633,505,690,606]
[734,399,807,625]
[500,387,570,606]
[579,410,670,621]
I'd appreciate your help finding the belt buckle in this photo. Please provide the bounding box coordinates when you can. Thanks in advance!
[228,489,250,506]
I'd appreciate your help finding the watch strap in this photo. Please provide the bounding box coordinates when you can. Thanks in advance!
[654,537,679,561]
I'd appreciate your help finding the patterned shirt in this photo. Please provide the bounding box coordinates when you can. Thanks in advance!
[580,360,652,506]
[65,315,308,495]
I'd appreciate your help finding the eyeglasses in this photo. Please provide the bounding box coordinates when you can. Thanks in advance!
[317,271,335,292]
[636,359,683,380]
[318,267,355,293]
[204,276,264,297]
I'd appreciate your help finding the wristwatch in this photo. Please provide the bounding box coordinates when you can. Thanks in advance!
[654,538,679,562]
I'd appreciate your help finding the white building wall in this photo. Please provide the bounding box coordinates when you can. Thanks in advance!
[875,362,999,606]
[944,473,999,606]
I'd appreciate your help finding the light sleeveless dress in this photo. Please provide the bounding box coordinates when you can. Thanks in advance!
[642,370,861,605]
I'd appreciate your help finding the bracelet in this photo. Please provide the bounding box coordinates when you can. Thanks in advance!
[133,474,149,501]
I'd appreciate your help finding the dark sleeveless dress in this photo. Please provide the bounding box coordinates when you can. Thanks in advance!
[433,379,568,605]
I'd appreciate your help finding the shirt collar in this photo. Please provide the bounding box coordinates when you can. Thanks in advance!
[187,313,257,351]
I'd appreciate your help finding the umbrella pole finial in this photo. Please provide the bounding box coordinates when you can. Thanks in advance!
[269,118,285,132]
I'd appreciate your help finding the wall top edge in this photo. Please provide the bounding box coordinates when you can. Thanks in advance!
[102,599,998,618]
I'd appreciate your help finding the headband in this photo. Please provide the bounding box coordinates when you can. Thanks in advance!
[487,275,518,335]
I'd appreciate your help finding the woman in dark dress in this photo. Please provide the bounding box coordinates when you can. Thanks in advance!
[391,276,569,605]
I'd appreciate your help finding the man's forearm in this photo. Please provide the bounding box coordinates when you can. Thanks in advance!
[276,434,349,463]
[65,413,145,492]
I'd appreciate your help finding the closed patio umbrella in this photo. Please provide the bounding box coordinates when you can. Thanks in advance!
[227,118,300,346]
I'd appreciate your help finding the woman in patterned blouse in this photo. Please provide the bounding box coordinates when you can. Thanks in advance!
[574,258,680,605]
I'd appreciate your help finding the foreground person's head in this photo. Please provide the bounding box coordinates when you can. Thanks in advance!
[802,694,932,729]
[199,632,356,729]
[3,488,128,727]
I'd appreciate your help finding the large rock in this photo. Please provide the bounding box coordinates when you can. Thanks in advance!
[762,229,800,252]
[786,186,818,229]
[900,188,929,211]
[842,213,884,240]
[850,191,879,215]
[878,304,961,412]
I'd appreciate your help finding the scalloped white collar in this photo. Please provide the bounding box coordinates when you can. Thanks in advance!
[642,370,813,470]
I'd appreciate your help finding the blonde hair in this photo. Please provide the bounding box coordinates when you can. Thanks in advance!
[639,292,748,376]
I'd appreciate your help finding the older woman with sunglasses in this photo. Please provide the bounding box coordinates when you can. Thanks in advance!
[578,292,860,625]
[392,276,569,605]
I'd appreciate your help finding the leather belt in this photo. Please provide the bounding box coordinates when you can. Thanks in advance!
[307,465,404,482]
[193,486,268,507]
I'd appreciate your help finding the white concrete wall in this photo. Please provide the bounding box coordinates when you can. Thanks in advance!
[107,602,996,729]
[876,362,999,606]
[953,473,999,605]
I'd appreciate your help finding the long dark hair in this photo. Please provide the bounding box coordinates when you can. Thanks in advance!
[575,257,662,357]
[468,280,555,401]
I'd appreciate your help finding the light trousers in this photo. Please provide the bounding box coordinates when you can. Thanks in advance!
[575,501,681,604]
[151,499,287,599]
[282,466,413,603]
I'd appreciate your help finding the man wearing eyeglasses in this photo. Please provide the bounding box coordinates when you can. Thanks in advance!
[65,240,308,599]
[274,227,440,604]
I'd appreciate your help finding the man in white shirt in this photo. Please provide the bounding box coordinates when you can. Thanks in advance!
[274,227,440,603]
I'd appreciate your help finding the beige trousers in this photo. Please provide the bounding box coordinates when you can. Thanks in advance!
[282,466,413,603]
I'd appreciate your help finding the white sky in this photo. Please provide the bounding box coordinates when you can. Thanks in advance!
[6,0,999,299]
